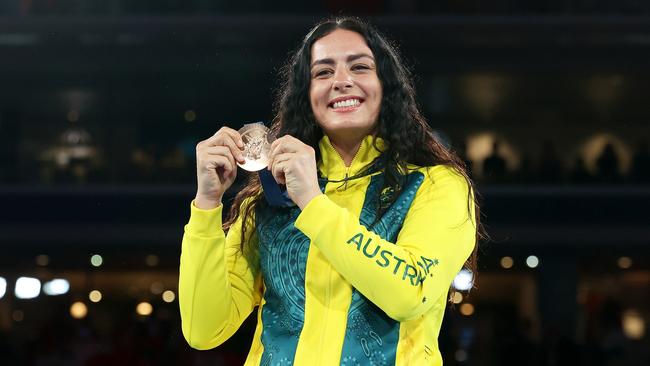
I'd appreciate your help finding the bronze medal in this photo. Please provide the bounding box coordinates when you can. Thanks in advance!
[237,123,273,172]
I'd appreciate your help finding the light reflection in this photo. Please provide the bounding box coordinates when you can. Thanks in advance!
[623,310,645,340]
[90,254,103,267]
[43,279,70,296]
[617,256,632,269]
[526,256,539,268]
[451,292,463,304]
[89,290,102,303]
[162,290,176,303]
[500,256,514,269]
[15,277,41,299]
[453,269,474,291]
[70,302,88,319]
[136,302,153,316]
[460,303,475,316]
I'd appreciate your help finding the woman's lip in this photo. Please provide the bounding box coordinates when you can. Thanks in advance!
[329,101,363,113]
[330,105,361,113]
[327,97,364,107]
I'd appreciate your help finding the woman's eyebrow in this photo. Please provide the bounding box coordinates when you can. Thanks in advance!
[311,53,375,68]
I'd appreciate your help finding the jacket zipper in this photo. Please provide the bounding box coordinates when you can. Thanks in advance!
[317,140,366,362]
[332,141,365,191]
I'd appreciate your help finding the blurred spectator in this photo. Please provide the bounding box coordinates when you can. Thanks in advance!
[595,143,621,183]
[514,153,534,184]
[570,156,593,184]
[538,140,563,183]
[482,140,507,183]
[630,140,650,183]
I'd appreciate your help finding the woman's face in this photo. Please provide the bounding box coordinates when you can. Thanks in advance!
[309,29,382,141]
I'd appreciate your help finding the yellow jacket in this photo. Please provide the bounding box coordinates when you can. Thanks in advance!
[179,134,476,365]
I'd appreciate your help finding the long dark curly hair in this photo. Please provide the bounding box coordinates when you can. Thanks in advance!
[224,16,486,300]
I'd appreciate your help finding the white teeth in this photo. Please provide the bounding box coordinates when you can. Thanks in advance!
[332,99,360,109]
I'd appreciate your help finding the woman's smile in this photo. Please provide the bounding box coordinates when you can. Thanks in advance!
[309,29,382,142]
[328,95,364,112]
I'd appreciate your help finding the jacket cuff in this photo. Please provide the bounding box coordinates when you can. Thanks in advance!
[186,200,224,238]
[294,194,338,239]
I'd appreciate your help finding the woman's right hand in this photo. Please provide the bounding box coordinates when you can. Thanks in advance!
[194,127,246,209]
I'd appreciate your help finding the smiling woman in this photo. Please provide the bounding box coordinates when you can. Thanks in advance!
[179,16,484,366]
[309,29,383,160]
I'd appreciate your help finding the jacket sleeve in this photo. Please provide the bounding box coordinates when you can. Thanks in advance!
[294,165,476,322]
[179,197,262,350]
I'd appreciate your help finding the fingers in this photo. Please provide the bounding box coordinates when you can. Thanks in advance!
[267,146,292,173]
[270,157,290,185]
[269,152,293,184]
[205,127,244,148]
[268,135,311,165]
[205,153,236,179]
[194,127,245,199]
[219,137,246,164]
[204,146,237,174]
[267,136,316,182]
[200,128,245,164]
[269,135,298,158]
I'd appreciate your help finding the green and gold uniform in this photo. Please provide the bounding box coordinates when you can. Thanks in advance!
[179,134,476,365]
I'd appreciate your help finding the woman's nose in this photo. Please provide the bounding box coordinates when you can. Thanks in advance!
[332,68,354,90]
[333,78,353,90]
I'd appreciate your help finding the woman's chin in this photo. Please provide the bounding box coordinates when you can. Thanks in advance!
[321,123,376,138]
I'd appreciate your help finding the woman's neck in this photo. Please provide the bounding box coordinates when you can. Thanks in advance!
[328,134,364,167]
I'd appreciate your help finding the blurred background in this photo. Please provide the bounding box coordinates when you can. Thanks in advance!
[1,1,649,365]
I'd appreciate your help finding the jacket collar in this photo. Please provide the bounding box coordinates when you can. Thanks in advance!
[317,134,386,181]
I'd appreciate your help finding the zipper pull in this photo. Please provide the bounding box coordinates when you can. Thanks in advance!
[336,172,349,191]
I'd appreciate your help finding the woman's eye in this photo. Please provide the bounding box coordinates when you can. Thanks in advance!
[314,69,332,77]
[352,64,370,71]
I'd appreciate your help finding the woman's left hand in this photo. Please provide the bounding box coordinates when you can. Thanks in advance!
[267,135,323,209]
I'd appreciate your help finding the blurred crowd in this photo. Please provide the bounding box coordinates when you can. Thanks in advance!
[1,292,646,366]
[0,296,269,366]
[464,139,650,185]
[18,134,649,186]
